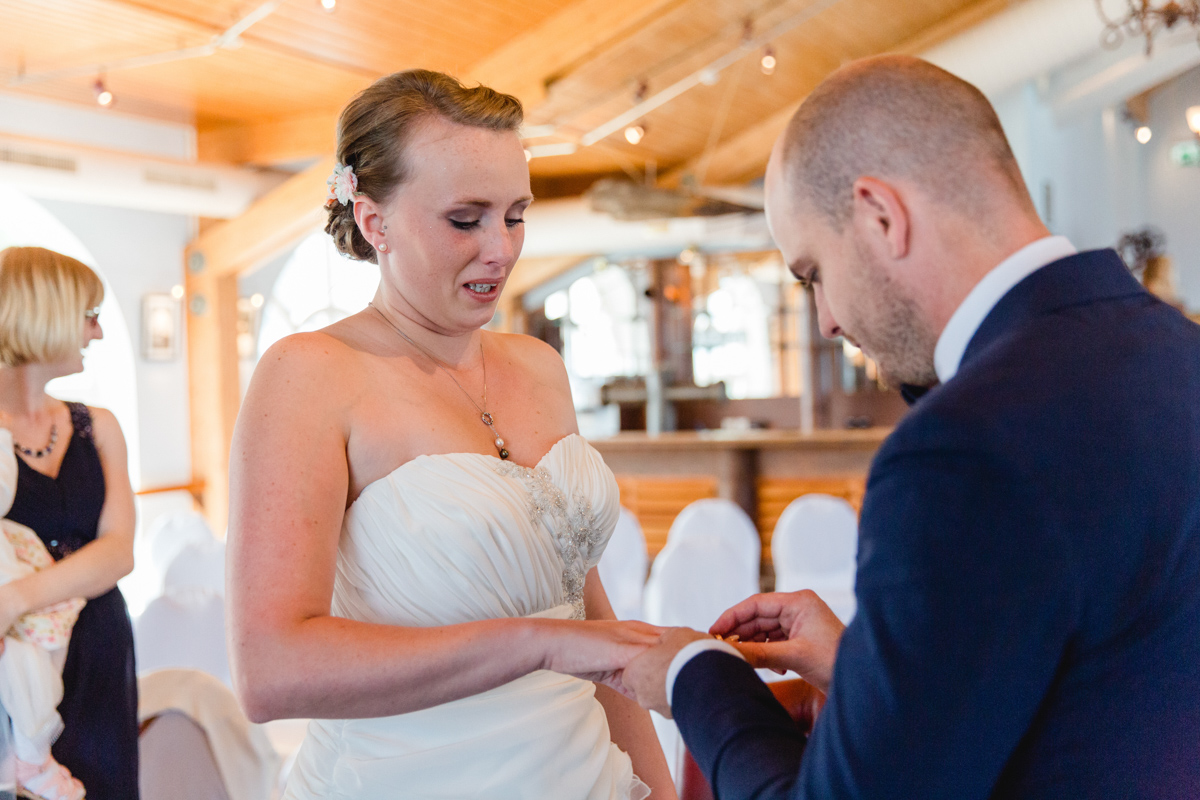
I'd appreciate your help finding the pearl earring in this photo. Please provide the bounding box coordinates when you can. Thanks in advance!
[378,242,388,252]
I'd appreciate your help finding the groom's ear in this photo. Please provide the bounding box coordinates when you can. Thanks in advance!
[850,177,911,262]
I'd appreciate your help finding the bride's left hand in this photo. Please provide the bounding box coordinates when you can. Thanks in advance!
[540,619,665,689]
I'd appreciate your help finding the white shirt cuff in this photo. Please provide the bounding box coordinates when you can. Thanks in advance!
[665,639,745,707]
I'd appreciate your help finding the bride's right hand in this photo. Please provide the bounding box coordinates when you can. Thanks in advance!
[540,620,665,697]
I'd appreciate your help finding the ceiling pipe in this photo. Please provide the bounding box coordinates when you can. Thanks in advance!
[8,1,281,88]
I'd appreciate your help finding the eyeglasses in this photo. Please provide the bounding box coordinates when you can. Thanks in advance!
[84,307,101,323]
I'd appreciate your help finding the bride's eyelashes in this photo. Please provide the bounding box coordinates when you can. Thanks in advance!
[448,218,526,231]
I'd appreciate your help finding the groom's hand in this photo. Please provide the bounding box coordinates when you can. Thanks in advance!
[622,627,709,718]
[711,590,845,693]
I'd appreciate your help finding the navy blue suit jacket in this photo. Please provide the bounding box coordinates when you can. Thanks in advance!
[672,249,1200,799]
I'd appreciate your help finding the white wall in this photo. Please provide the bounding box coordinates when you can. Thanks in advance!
[991,65,1200,310]
[1144,65,1200,307]
[37,199,193,489]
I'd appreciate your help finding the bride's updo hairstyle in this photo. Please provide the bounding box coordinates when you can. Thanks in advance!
[325,70,524,263]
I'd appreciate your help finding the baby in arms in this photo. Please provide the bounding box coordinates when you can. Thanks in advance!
[0,428,86,800]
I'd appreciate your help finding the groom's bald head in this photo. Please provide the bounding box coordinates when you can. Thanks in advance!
[777,54,1035,229]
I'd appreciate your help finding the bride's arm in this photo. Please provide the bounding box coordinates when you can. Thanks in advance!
[227,333,659,723]
[586,568,678,798]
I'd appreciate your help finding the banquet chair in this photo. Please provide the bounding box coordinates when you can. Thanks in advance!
[146,512,223,596]
[596,507,649,620]
[666,499,761,580]
[771,494,859,623]
[139,669,280,800]
[134,588,231,687]
[679,678,826,800]
[161,537,226,598]
[643,531,761,784]
[140,712,232,800]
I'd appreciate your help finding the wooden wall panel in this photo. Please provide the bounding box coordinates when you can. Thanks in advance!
[614,475,719,558]
[756,476,866,564]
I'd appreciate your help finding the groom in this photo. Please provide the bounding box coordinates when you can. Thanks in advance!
[623,55,1200,798]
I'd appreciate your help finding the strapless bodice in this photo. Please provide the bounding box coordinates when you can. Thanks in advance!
[334,433,618,626]
[284,435,649,800]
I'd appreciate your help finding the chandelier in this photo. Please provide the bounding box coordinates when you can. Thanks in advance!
[1095,0,1200,54]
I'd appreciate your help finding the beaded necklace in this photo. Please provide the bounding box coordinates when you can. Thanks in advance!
[13,424,57,459]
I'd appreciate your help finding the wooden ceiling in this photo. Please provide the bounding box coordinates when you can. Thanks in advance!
[1,0,1009,193]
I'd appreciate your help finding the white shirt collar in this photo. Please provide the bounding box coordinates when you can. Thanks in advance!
[933,235,1077,384]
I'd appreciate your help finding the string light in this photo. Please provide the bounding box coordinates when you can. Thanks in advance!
[1136,126,1153,144]
[761,46,777,75]
[93,78,113,107]
[320,0,336,9]
[524,148,533,162]
[624,124,645,145]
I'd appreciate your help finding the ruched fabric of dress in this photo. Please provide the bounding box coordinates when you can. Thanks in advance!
[283,434,651,800]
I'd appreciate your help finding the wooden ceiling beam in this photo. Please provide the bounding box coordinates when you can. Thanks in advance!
[659,0,1014,188]
[186,155,334,278]
[198,111,340,166]
[505,255,591,299]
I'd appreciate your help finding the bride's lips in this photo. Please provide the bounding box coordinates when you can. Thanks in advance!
[462,280,501,302]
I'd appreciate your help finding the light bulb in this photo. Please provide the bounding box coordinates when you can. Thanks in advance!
[761,48,776,76]
[170,285,185,300]
[1187,105,1200,135]
[320,0,336,9]
[624,125,645,145]
[1136,126,1152,144]
[524,148,533,162]
[94,79,113,107]
[250,293,265,309]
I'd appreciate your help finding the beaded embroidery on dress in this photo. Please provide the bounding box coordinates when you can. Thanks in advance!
[284,434,650,800]
[494,461,607,621]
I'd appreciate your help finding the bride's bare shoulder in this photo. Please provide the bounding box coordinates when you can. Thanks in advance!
[248,327,375,409]
[490,331,566,378]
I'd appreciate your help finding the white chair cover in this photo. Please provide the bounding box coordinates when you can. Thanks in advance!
[163,538,226,598]
[642,531,760,786]
[665,498,761,579]
[596,507,648,621]
[134,590,231,687]
[139,669,280,800]
[147,512,222,596]
[771,493,859,623]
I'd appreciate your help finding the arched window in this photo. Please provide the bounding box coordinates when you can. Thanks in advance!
[256,231,380,357]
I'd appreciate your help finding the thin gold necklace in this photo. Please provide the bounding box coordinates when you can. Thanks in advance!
[369,303,509,460]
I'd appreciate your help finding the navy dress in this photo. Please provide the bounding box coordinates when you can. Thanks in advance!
[7,402,138,800]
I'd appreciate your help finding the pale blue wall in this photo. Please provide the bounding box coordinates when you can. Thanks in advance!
[991,65,1200,310]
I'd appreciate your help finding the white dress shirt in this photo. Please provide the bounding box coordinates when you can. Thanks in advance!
[663,236,1079,707]
[933,235,1077,384]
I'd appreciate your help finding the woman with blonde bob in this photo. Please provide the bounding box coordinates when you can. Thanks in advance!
[227,70,676,798]
[0,247,139,800]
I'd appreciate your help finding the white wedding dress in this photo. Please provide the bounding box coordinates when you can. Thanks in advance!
[283,434,651,800]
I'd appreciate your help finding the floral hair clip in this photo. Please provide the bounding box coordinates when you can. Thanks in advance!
[325,163,359,208]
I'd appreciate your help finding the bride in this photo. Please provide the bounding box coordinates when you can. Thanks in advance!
[226,70,676,799]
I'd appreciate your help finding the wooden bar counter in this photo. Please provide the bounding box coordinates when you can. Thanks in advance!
[590,428,892,560]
